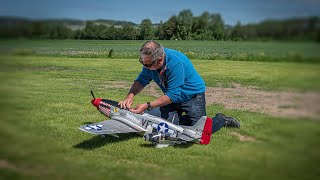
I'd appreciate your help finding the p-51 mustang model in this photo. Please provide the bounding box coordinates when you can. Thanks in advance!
[79,91,213,148]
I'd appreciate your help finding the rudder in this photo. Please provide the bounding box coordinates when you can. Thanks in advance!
[199,117,212,144]
[189,116,213,145]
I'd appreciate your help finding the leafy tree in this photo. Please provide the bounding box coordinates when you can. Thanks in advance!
[176,9,193,40]
[231,21,243,41]
[47,23,73,39]
[83,21,99,39]
[122,24,138,40]
[139,19,153,40]
[209,13,224,40]
[73,29,82,39]
[30,22,48,38]
[155,20,166,40]
[192,12,212,40]
[99,26,113,40]
[163,16,178,40]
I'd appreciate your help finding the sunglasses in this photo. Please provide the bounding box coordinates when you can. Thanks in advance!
[139,58,158,68]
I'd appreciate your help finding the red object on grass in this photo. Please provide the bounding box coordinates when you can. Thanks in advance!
[200,117,213,145]
[91,98,102,108]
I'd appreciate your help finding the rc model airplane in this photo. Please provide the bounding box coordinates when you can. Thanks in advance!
[79,91,213,148]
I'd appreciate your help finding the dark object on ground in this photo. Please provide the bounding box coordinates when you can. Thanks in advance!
[219,113,241,128]
[108,49,114,58]
[212,113,240,133]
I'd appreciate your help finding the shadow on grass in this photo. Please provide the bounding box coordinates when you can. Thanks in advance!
[173,143,193,148]
[73,133,139,150]
[139,143,155,148]
[82,122,94,124]
[139,142,193,149]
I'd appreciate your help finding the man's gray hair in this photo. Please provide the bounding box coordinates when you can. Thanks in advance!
[139,40,164,62]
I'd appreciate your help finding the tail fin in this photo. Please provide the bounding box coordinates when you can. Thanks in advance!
[189,116,213,145]
[200,117,213,144]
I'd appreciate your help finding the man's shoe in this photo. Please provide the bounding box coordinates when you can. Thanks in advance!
[216,113,240,128]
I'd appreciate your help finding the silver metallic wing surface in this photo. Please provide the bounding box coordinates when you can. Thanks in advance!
[79,119,143,135]
[177,134,195,142]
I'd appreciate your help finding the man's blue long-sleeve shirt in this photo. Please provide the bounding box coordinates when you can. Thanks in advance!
[136,48,206,103]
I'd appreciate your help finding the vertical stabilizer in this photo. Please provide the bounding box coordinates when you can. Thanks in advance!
[188,116,212,145]
[199,117,212,144]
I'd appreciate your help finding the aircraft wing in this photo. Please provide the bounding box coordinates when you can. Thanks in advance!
[79,119,143,135]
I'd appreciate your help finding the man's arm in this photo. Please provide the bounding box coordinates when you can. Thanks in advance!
[149,95,172,109]
[130,95,172,114]
[118,81,144,109]
[127,80,144,98]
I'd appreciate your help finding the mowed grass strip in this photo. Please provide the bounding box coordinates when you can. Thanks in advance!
[0,55,320,180]
[1,40,320,62]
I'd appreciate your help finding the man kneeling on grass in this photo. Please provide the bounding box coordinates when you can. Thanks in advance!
[118,40,240,133]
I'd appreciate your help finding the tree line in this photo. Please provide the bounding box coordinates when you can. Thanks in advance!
[1,10,319,41]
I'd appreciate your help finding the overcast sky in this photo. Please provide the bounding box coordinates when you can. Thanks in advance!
[1,0,319,25]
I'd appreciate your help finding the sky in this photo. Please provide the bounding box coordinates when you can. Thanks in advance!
[0,0,319,25]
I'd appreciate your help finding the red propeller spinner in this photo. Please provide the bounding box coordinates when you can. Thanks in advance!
[91,90,102,108]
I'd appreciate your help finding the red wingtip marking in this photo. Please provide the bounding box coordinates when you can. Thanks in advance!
[200,117,213,145]
[91,98,102,108]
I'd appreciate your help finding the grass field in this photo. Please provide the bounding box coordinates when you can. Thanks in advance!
[0,40,320,180]
[1,40,320,62]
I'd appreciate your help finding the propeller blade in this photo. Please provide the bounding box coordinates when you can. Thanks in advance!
[91,90,95,100]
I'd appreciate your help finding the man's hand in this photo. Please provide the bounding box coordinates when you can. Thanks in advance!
[130,103,148,114]
[118,97,134,109]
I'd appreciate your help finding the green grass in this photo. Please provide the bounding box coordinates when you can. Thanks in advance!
[196,60,320,91]
[1,40,320,62]
[0,55,320,179]
[2,56,320,91]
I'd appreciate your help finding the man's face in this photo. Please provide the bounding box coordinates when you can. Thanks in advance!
[140,55,162,70]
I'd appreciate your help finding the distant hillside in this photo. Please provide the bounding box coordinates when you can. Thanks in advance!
[0,16,137,30]
[94,19,136,26]
[0,16,31,26]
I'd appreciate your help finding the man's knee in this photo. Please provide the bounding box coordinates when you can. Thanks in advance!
[179,115,192,126]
